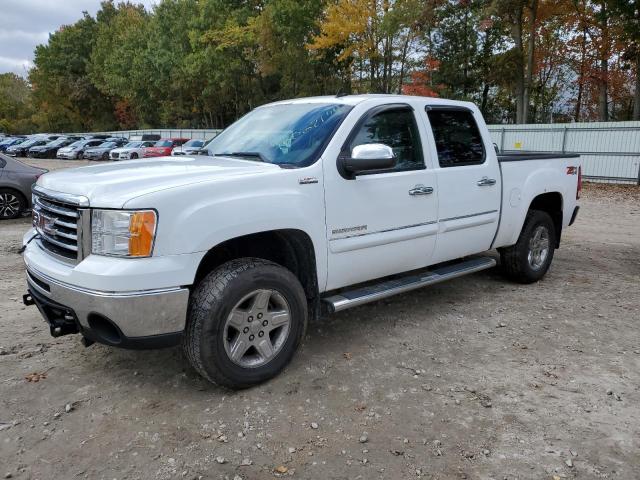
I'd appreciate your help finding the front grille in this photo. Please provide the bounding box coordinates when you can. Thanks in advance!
[33,193,81,262]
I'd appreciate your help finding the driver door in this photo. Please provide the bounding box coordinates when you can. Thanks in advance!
[323,104,438,291]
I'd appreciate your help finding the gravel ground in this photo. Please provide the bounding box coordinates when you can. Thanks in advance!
[1,159,639,480]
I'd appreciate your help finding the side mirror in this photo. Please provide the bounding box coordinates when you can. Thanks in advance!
[342,143,395,175]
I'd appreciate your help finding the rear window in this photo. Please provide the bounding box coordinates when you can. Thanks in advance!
[426,109,485,167]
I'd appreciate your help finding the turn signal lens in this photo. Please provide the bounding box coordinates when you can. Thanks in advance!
[129,211,157,257]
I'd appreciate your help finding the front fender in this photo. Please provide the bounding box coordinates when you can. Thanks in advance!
[124,165,328,288]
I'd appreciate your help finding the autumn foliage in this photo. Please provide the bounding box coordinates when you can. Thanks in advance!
[2,0,640,134]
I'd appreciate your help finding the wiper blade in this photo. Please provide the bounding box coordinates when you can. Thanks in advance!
[214,151,267,162]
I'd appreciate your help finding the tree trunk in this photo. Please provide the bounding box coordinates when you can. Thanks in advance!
[481,83,490,116]
[512,5,525,123]
[397,35,410,94]
[598,2,609,121]
[634,53,640,120]
[523,0,538,124]
[574,24,587,122]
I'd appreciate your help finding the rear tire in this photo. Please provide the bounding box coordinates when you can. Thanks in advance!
[0,189,26,219]
[184,258,307,389]
[499,209,556,284]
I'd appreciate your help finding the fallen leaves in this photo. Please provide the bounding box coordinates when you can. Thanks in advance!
[274,465,288,474]
[25,371,47,382]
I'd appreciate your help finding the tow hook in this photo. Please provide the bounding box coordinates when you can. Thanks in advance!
[22,293,35,306]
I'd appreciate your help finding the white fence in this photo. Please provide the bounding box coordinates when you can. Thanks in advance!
[85,122,640,185]
[80,128,223,141]
[488,121,640,185]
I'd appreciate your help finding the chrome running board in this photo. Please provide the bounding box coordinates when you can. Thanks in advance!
[323,256,496,313]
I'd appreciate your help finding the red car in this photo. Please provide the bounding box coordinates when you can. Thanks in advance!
[143,138,189,158]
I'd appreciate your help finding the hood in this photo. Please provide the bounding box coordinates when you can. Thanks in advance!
[37,155,281,208]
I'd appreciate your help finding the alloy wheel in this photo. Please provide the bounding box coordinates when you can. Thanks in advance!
[527,225,550,270]
[0,193,21,218]
[223,289,291,368]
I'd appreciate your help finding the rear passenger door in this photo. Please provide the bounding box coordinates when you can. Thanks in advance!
[423,106,501,263]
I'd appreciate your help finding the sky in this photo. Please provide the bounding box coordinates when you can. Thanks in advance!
[0,0,156,77]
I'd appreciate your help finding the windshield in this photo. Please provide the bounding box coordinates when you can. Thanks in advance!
[47,139,68,147]
[17,139,39,147]
[184,139,204,148]
[124,141,142,148]
[98,142,116,148]
[206,103,352,167]
[154,140,172,147]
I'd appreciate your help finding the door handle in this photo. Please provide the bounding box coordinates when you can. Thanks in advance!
[409,185,434,196]
[477,177,497,186]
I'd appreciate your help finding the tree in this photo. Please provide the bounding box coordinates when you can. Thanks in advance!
[308,0,425,93]
[0,73,34,133]
[609,0,640,119]
[89,2,151,128]
[29,6,117,131]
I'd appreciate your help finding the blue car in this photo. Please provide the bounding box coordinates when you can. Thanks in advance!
[0,137,26,153]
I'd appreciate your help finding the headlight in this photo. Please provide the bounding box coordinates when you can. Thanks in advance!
[91,209,157,257]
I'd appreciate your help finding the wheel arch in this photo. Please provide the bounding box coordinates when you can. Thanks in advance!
[528,191,563,247]
[193,229,319,302]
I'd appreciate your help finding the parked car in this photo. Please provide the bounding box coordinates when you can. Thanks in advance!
[22,95,582,389]
[171,139,205,156]
[28,137,82,158]
[0,136,26,152]
[0,154,47,219]
[143,138,189,157]
[109,141,156,160]
[130,134,161,142]
[56,139,105,160]
[82,140,125,161]
[196,137,217,155]
[5,138,48,157]
[83,134,111,140]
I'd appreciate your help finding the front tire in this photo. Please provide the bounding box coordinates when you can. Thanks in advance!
[130,152,138,159]
[499,209,556,284]
[184,258,308,389]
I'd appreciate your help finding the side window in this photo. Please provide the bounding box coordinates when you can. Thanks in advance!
[426,109,485,167]
[349,108,424,171]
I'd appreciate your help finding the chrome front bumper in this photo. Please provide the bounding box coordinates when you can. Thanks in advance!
[25,266,189,346]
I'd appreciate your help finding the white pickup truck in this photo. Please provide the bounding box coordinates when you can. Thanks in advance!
[22,95,581,388]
